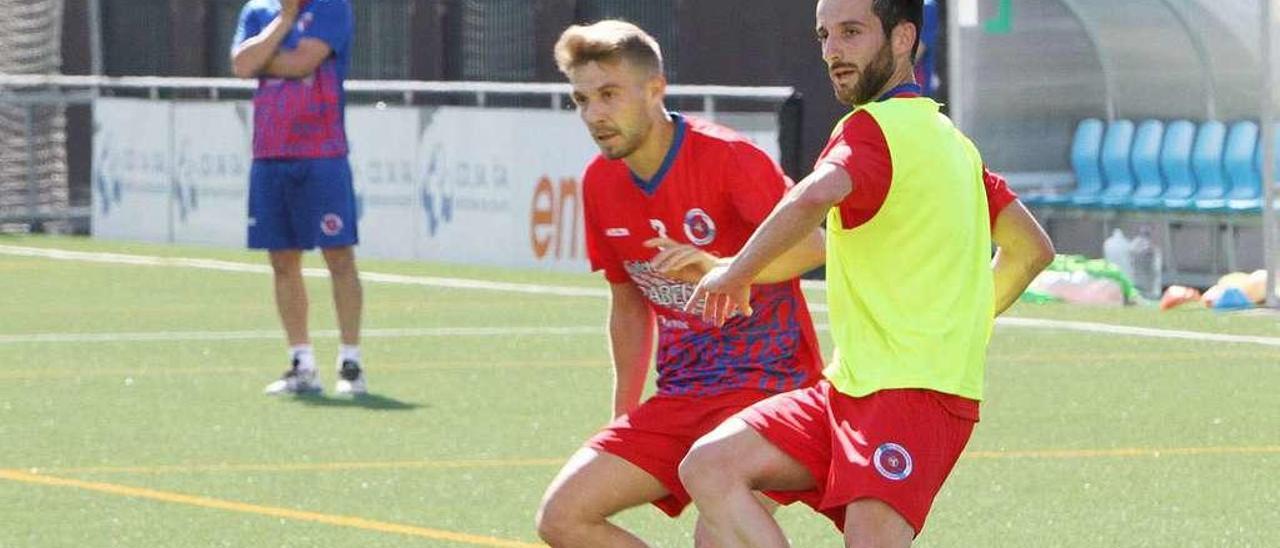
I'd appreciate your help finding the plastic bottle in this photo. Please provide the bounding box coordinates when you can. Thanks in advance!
[1129,226,1162,300]
[1103,228,1133,282]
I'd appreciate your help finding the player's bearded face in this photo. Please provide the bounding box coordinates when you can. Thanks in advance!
[830,37,894,106]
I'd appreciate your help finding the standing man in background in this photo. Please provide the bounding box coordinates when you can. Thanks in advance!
[231,0,367,396]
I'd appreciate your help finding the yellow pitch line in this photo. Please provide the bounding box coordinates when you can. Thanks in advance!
[963,446,1280,460]
[0,468,543,548]
[43,457,565,475]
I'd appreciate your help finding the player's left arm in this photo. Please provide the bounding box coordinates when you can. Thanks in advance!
[985,168,1054,315]
[688,163,850,325]
[261,38,333,79]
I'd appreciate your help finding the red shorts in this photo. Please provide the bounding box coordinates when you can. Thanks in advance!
[586,389,776,517]
[737,381,978,535]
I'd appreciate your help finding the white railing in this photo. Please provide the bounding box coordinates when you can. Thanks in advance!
[0,74,794,113]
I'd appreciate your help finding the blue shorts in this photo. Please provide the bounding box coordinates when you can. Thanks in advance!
[248,157,359,250]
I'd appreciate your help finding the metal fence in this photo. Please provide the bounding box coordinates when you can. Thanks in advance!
[0,74,799,231]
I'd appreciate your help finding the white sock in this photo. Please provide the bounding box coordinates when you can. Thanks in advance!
[339,344,361,365]
[290,344,316,371]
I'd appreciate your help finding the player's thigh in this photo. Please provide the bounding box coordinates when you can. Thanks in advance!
[298,157,358,247]
[247,160,296,249]
[685,418,815,493]
[540,448,670,520]
[842,499,914,548]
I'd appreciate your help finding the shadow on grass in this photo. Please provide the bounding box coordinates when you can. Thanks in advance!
[289,392,423,411]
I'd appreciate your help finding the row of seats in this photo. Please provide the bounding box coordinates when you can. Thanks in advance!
[1023,118,1271,213]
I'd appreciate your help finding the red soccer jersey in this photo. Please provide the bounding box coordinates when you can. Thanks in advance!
[582,114,824,397]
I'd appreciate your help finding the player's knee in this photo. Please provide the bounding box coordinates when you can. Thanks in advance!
[534,492,582,545]
[268,251,303,276]
[679,438,735,496]
[321,247,358,277]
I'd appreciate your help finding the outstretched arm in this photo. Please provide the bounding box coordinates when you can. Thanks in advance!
[687,163,851,325]
[643,228,825,286]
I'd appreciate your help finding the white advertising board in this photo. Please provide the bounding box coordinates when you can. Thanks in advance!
[170,102,253,247]
[346,106,422,261]
[92,100,780,274]
[91,98,173,243]
[413,107,598,272]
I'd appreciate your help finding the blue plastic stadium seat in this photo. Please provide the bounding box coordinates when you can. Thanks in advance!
[1131,120,1194,209]
[1109,120,1163,208]
[1177,121,1229,211]
[1156,121,1207,209]
[1073,119,1134,208]
[1091,119,1141,208]
[1163,121,1226,211]
[1226,122,1267,213]
[1026,118,1104,206]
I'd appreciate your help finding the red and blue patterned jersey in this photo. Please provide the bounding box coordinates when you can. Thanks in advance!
[583,114,824,397]
[233,0,352,159]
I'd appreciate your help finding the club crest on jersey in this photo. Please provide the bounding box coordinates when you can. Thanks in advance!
[321,213,344,236]
[682,208,717,246]
[873,442,913,481]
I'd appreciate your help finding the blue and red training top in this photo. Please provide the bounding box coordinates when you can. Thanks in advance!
[233,0,352,160]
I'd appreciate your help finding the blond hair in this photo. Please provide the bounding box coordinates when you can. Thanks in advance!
[553,20,664,76]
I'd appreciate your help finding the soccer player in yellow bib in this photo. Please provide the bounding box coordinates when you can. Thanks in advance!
[678,0,1054,546]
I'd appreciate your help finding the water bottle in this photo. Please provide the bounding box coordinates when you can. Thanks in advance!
[1103,228,1133,281]
[1129,227,1162,300]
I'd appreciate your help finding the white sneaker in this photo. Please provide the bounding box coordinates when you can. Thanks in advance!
[264,360,323,395]
[334,359,367,395]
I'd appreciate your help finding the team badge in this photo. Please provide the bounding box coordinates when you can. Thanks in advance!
[873,442,913,481]
[321,213,344,236]
[682,208,717,246]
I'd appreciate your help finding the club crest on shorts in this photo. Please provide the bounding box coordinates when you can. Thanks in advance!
[873,442,913,481]
[321,213,344,236]
[682,208,717,246]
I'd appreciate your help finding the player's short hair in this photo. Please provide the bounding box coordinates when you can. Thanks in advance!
[872,0,923,58]
[553,20,664,77]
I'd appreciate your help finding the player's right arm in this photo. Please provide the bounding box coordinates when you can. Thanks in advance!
[230,0,300,78]
[689,163,852,325]
[607,281,656,419]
